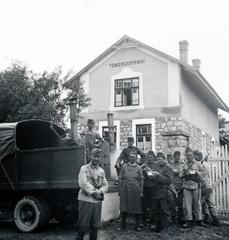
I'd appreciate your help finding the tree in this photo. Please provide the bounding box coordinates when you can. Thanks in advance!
[0,62,91,127]
[18,66,71,127]
[67,79,91,114]
[0,62,31,122]
[218,114,227,137]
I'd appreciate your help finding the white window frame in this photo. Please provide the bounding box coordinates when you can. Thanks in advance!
[132,118,155,152]
[109,67,144,111]
[98,120,120,150]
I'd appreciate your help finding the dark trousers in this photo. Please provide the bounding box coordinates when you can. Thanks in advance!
[177,190,184,222]
[151,198,171,230]
[143,186,153,223]
[76,229,98,240]
[166,189,176,221]
[76,200,102,240]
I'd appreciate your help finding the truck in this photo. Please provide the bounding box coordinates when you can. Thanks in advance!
[0,119,110,233]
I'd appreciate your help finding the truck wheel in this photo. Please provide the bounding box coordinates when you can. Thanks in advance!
[14,196,49,232]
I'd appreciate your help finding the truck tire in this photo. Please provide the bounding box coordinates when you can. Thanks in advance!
[13,196,49,232]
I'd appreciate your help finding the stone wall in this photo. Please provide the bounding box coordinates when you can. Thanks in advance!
[76,116,219,157]
[119,120,132,149]
[155,116,219,157]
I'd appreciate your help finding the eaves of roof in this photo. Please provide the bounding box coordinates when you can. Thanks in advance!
[63,35,192,88]
[63,35,229,112]
[182,66,229,112]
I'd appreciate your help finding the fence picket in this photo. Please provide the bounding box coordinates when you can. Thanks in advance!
[226,160,229,210]
[222,160,226,210]
[209,148,229,219]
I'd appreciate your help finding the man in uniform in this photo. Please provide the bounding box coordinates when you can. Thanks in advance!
[179,148,206,228]
[194,150,221,226]
[76,148,108,240]
[82,119,103,163]
[150,152,173,232]
[141,151,157,225]
[115,137,146,176]
[171,151,184,224]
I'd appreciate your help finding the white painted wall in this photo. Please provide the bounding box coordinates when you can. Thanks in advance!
[181,77,219,139]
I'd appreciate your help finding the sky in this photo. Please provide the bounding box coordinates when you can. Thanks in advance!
[0,0,229,118]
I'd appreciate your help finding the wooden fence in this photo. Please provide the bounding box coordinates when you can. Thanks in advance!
[208,146,229,219]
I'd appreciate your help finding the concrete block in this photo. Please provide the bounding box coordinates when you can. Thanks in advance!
[102,192,120,222]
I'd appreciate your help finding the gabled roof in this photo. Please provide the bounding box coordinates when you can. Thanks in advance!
[64,35,229,112]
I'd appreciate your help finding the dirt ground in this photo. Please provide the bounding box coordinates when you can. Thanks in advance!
[0,220,229,240]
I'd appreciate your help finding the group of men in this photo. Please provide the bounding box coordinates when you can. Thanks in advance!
[115,137,221,232]
[75,119,221,240]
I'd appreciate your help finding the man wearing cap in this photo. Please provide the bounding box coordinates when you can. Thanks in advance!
[82,119,103,163]
[179,148,205,228]
[171,151,184,224]
[141,150,158,225]
[150,152,173,232]
[75,148,108,240]
[194,150,221,226]
[115,137,146,176]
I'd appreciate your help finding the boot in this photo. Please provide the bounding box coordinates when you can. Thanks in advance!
[196,220,207,228]
[135,214,143,231]
[212,218,221,227]
[75,230,84,240]
[182,221,191,228]
[204,214,211,223]
[150,224,161,232]
[117,212,127,230]
[89,228,98,240]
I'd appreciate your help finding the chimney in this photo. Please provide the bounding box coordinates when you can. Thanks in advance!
[179,40,189,63]
[68,92,78,142]
[192,58,201,71]
[107,113,115,146]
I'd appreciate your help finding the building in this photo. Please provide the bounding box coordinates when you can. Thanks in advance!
[64,35,229,175]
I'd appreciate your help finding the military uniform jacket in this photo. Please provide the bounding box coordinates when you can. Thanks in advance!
[116,146,146,166]
[152,163,173,199]
[179,160,204,190]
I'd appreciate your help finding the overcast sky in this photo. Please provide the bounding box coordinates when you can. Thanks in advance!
[0,0,229,118]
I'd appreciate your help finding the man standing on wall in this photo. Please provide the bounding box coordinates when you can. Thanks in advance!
[76,148,108,240]
[115,137,146,176]
[82,119,103,163]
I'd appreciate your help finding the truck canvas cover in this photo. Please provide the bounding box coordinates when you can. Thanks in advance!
[0,120,66,161]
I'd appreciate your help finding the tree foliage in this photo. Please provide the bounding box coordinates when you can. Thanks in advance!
[67,80,91,113]
[218,114,227,137]
[0,62,90,127]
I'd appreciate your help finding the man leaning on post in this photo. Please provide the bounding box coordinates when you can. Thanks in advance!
[75,148,108,240]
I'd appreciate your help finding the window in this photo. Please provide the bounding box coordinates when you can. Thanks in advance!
[115,78,139,107]
[136,124,152,152]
